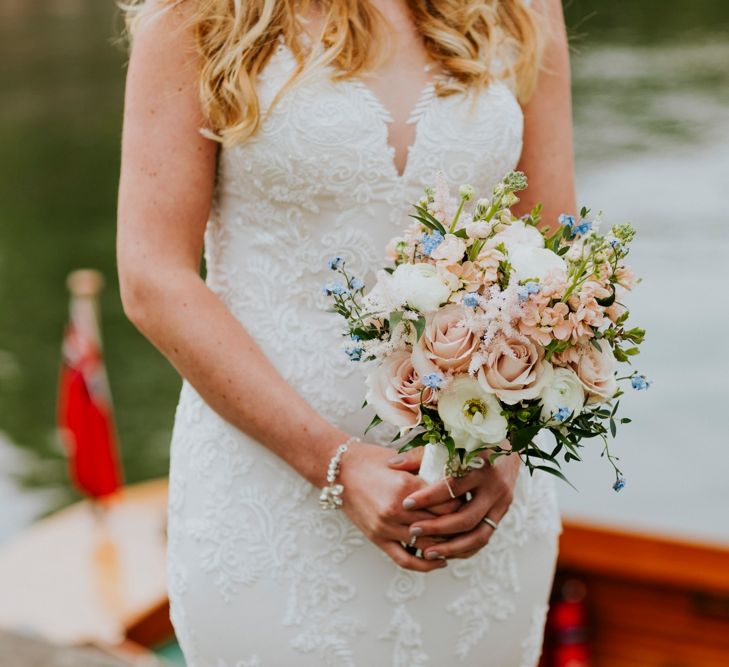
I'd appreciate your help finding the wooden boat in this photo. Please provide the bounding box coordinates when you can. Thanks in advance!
[0,479,171,648]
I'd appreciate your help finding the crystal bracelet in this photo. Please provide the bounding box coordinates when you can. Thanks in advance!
[319,436,360,510]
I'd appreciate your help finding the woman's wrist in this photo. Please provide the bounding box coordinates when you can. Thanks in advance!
[319,435,361,509]
[294,422,354,488]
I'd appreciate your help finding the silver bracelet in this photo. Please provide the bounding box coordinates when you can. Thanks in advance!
[319,436,360,510]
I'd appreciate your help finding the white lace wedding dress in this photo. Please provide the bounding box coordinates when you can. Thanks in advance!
[167,38,562,667]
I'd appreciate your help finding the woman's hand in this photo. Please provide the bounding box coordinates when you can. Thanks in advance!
[339,441,461,572]
[388,448,521,561]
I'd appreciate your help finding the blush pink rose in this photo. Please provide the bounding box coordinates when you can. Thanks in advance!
[365,350,434,430]
[566,339,618,404]
[412,304,480,375]
[477,335,553,404]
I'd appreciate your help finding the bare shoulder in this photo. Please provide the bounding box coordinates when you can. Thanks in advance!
[118,0,217,274]
[125,1,200,102]
[121,0,215,178]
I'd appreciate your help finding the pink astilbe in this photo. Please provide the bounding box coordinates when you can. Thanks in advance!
[476,284,525,356]
[428,171,457,225]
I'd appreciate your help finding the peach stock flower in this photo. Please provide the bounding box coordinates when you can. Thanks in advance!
[446,260,483,292]
[615,264,636,290]
[475,240,506,285]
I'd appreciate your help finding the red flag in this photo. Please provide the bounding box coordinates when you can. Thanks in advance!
[57,270,122,498]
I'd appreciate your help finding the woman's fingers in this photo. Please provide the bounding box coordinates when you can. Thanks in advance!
[380,540,448,572]
[420,501,510,560]
[428,498,463,515]
[379,521,446,551]
[401,473,477,510]
[387,448,424,473]
[408,490,493,537]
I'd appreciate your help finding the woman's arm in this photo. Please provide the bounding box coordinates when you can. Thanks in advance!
[514,0,577,236]
[117,4,450,572]
[117,5,348,488]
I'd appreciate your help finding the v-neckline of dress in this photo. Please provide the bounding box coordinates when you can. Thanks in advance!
[277,37,441,184]
[345,77,438,181]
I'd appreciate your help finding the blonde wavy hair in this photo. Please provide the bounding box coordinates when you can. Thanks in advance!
[124,0,542,145]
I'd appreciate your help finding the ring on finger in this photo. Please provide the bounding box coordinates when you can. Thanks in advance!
[444,476,456,500]
[482,515,499,531]
[408,534,418,548]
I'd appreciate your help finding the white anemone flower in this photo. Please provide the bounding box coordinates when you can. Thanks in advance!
[437,376,508,452]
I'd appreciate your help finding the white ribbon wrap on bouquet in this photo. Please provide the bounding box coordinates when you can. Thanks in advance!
[418,443,451,485]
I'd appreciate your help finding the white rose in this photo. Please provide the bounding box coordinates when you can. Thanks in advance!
[539,367,586,423]
[390,263,451,314]
[437,376,508,451]
[509,245,567,283]
[492,219,545,251]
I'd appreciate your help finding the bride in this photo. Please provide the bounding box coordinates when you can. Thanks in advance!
[117,0,575,664]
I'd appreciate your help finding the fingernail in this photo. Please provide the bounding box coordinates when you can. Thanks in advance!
[402,497,416,509]
[388,455,405,465]
[410,526,423,537]
[425,551,442,560]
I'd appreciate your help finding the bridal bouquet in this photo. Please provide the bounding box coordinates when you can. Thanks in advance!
[324,171,647,490]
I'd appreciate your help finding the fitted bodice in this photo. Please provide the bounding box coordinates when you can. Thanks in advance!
[203,41,524,430]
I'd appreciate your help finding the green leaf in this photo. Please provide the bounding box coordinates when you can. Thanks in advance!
[351,327,379,341]
[410,213,439,233]
[443,435,456,459]
[389,311,403,333]
[510,423,542,451]
[398,432,427,453]
[414,315,426,341]
[523,445,558,463]
[364,414,383,435]
[411,205,447,235]
[533,465,577,490]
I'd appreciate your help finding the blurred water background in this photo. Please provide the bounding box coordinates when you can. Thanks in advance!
[0,0,728,545]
